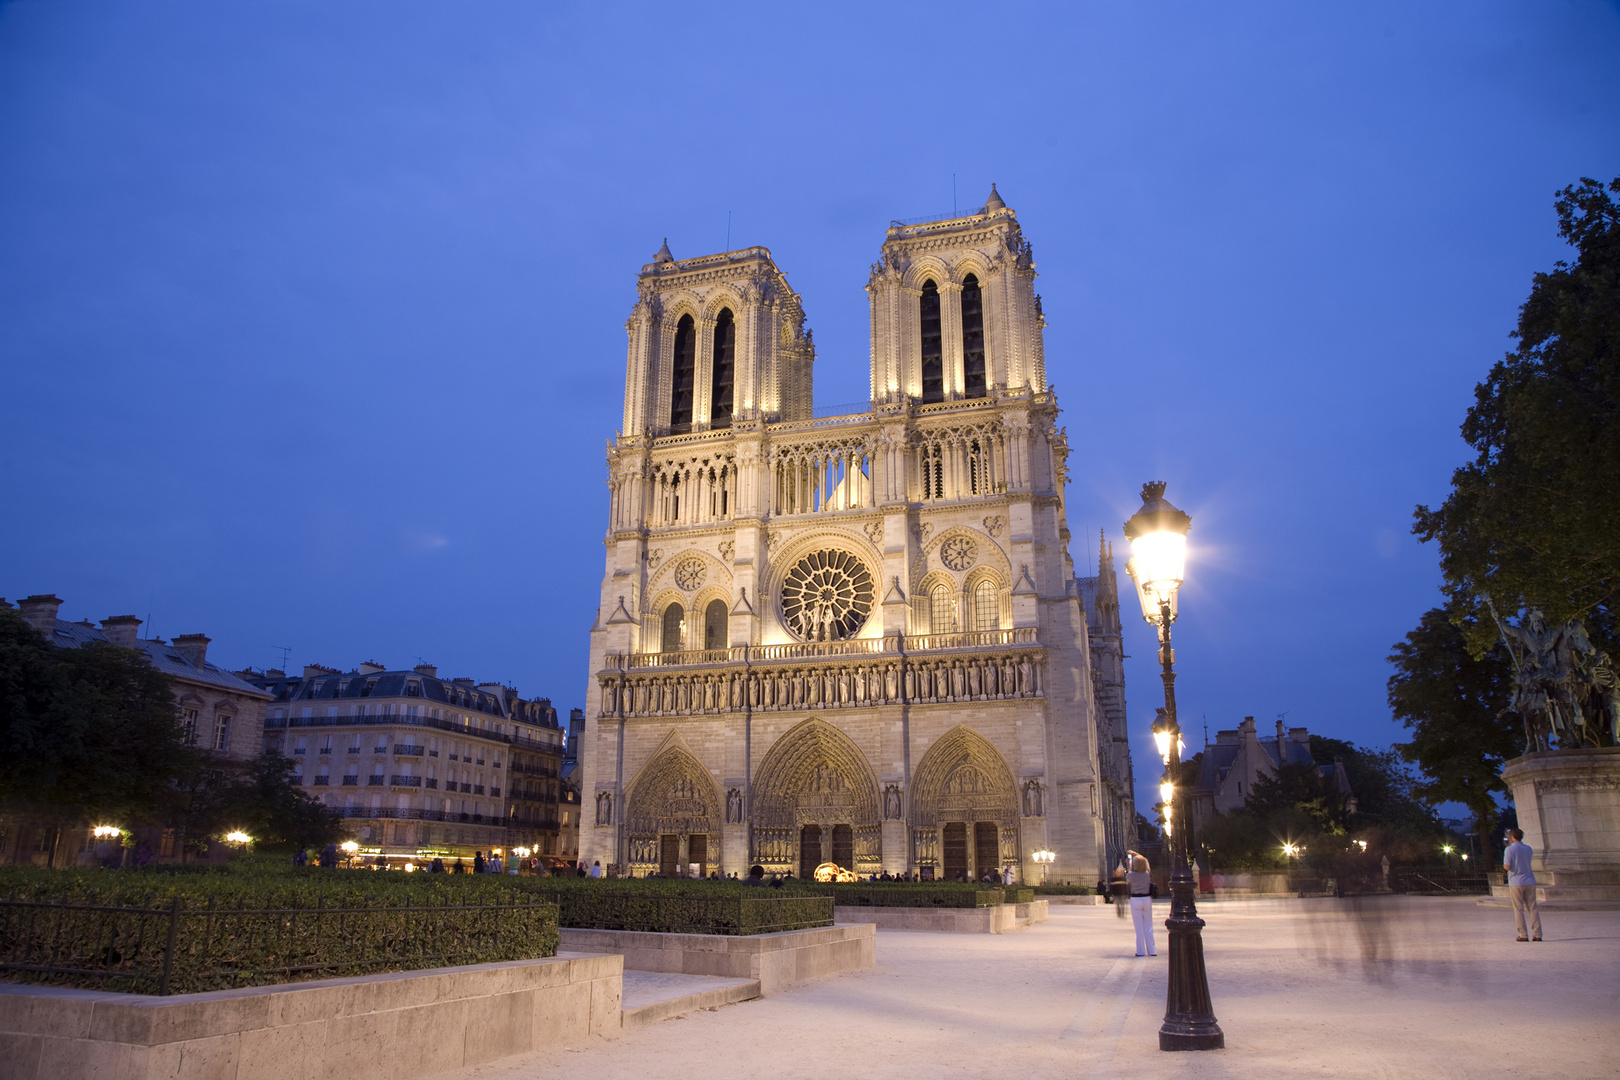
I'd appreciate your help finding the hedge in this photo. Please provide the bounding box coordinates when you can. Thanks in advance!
[0,866,558,994]
[788,883,1007,908]
[1031,884,1095,896]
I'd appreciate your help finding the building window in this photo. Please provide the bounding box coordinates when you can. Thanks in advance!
[670,313,696,430]
[182,709,200,745]
[711,308,735,428]
[973,580,998,631]
[704,599,727,651]
[929,585,955,634]
[662,603,685,653]
[919,279,943,403]
[215,715,232,752]
[961,274,986,398]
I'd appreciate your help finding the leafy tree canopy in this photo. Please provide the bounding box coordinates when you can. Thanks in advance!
[1388,603,1519,861]
[1414,177,1620,655]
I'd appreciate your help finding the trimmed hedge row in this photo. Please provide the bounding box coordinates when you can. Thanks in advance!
[788,883,1006,908]
[0,867,558,995]
[543,891,832,935]
[1031,884,1095,896]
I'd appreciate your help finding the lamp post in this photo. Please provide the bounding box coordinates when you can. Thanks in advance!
[1125,481,1224,1052]
[1032,848,1056,884]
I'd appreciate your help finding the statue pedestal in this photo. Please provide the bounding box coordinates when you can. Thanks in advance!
[1501,746,1620,905]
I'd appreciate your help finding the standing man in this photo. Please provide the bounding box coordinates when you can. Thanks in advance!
[1503,828,1542,942]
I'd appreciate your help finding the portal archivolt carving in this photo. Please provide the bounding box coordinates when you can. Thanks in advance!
[624,744,721,838]
[750,717,882,870]
[910,726,1019,829]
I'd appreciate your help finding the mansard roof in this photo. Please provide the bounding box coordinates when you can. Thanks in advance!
[45,619,271,699]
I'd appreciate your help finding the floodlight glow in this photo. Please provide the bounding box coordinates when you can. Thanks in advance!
[225,831,252,844]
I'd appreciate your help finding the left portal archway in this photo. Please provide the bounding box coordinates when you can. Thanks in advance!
[624,744,720,877]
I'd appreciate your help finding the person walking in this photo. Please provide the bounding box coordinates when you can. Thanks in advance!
[1126,852,1157,957]
[1504,828,1542,942]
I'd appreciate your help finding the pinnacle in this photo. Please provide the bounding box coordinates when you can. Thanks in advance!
[983,183,1006,212]
[654,238,674,264]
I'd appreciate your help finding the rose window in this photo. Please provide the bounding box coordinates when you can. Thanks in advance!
[674,559,706,591]
[781,549,875,642]
[940,536,977,571]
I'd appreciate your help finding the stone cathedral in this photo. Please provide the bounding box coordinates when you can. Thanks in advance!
[580,187,1137,884]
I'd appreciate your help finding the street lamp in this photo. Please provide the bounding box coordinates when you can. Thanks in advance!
[1125,481,1223,1052]
[1032,848,1056,884]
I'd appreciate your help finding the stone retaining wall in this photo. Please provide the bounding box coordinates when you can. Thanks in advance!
[0,952,621,1080]
[557,924,874,994]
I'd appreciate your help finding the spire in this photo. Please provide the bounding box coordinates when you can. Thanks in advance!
[654,238,674,264]
[983,183,1006,212]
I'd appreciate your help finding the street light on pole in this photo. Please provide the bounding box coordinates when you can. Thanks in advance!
[1125,481,1224,1052]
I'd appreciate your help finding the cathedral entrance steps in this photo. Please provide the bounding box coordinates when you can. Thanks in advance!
[620,971,761,1029]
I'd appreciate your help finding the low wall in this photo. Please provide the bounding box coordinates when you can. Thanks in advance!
[0,952,621,1080]
[557,924,874,995]
[1042,894,1106,906]
[834,904,1019,933]
[1014,900,1050,924]
[1502,747,1620,904]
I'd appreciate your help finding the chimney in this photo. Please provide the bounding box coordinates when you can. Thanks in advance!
[358,661,386,675]
[413,663,437,677]
[172,633,211,668]
[18,594,63,635]
[100,615,144,648]
[304,664,339,678]
[1276,720,1287,763]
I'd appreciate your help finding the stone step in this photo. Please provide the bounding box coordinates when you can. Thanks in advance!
[620,971,761,1029]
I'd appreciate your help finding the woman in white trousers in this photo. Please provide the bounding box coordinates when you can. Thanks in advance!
[1126,852,1156,957]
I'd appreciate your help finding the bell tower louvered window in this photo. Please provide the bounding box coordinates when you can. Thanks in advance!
[919,279,943,403]
[661,603,685,653]
[711,308,735,428]
[670,314,696,431]
[962,274,986,398]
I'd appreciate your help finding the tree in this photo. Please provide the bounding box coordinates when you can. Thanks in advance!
[1413,177,1619,656]
[1309,735,1441,839]
[0,608,194,862]
[1388,604,1519,868]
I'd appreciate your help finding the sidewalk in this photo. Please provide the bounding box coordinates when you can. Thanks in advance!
[467,896,1618,1080]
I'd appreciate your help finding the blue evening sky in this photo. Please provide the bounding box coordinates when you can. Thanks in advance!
[2,3,1617,815]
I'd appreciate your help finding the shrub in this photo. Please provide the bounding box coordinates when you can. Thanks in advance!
[1031,884,1094,896]
[788,882,1005,908]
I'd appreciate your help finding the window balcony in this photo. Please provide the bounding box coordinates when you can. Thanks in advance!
[318,748,332,755]
[490,787,501,797]
[313,776,329,785]
[347,747,361,755]
[390,775,423,787]
[341,776,359,786]
[394,745,425,756]
[459,782,472,793]
[368,775,385,786]
[425,778,438,789]
[428,749,439,757]
[473,785,485,795]
[292,748,306,755]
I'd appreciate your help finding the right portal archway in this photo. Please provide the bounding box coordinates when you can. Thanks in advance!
[910,726,1020,881]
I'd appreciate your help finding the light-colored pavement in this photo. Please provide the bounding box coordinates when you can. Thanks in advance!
[468,897,1619,1080]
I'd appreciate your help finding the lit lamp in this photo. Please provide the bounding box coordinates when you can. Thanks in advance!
[92,825,121,839]
[224,831,252,845]
[1032,848,1056,884]
[1124,481,1222,1052]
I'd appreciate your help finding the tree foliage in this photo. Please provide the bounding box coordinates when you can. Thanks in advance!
[1414,177,1620,654]
[0,608,193,830]
[1387,603,1519,864]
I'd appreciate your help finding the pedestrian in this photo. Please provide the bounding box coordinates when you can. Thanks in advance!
[589,860,603,878]
[474,850,486,874]
[1110,860,1129,919]
[453,857,466,874]
[1126,851,1157,957]
[1503,828,1542,942]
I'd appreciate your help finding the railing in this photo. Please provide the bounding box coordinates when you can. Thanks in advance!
[317,748,331,755]
[330,807,495,824]
[394,745,425,756]
[0,894,554,995]
[341,777,358,786]
[368,775,385,786]
[262,714,562,753]
[312,777,329,786]
[425,779,438,789]
[611,628,1039,671]
[389,775,422,787]
[547,892,832,936]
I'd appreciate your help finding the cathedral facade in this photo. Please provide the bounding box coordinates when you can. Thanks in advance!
[580,188,1135,884]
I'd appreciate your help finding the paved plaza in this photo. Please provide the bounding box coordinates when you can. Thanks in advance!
[471,898,1618,1080]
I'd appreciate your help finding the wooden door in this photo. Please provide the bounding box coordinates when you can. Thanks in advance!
[799,824,822,878]
[943,822,968,881]
[975,822,1000,881]
[831,824,853,869]
[688,834,708,876]
[659,834,679,877]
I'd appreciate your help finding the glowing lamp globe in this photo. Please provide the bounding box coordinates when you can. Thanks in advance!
[1123,482,1192,625]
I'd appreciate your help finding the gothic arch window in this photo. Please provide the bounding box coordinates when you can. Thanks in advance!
[661,602,685,653]
[929,584,955,634]
[670,314,696,431]
[973,579,999,631]
[711,308,735,429]
[961,273,986,398]
[919,279,943,403]
[704,599,728,650]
